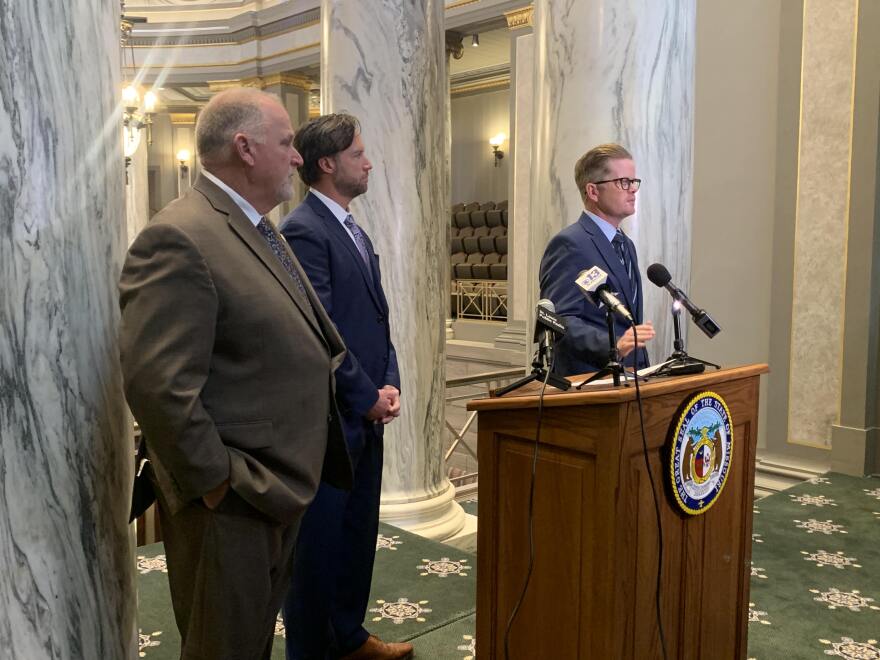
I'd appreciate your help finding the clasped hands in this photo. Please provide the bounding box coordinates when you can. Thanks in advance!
[366,385,401,424]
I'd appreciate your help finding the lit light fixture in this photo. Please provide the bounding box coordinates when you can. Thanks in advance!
[471,33,479,47]
[120,5,154,182]
[176,148,191,171]
[176,148,192,195]
[489,133,506,167]
[122,85,156,149]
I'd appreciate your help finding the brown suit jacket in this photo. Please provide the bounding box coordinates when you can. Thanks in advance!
[119,174,352,525]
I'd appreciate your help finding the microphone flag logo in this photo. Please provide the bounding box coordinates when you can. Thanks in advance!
[668,391,734,516]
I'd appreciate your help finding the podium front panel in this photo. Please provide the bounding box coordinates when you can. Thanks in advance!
[474,367,764,659]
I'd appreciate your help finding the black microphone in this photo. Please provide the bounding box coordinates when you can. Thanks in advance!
[646,263,721,338]
[534,299,566,365]
[575,266,634,323]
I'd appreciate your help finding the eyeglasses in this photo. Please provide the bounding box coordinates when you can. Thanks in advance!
[592,177,641,192]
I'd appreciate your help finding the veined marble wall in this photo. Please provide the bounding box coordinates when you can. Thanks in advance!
[787,0,857,448]
[0,1,135,658]
[528,0,695,365]
[321,0,463,538]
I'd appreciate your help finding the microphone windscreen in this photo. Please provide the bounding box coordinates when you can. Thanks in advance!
[537,298,555,313]
[647,263,672,288]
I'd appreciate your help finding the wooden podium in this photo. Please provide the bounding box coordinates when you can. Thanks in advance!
[467,365,768,659]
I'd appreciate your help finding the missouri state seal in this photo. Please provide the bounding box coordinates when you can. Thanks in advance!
[669,391,733,515]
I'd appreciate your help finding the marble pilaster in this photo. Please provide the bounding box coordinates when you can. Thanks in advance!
[445,33,464,342]
[528,0,696,366]
[829,0,880,473]
[0,2,135,658]
[788,0,857,449]
[494,6,534,356]
[321,0,464,538]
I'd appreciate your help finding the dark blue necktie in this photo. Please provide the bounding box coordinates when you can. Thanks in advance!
[612,230,638,311]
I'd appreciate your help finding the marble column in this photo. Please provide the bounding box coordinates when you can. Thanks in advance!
[495,6,535,356]
[528,0,696,365]
[321,0,464,539]
[0,1,135,658]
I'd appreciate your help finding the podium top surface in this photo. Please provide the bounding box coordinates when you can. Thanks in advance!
[466,364,769,411]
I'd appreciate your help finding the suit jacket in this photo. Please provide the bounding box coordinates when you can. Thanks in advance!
[119,175,352,525]
[280,192,399,454]
[539,212,648,377]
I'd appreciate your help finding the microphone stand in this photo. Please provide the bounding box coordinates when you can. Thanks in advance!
[494,340,571,397]
[655,303,720,376]
[575,307,628,388]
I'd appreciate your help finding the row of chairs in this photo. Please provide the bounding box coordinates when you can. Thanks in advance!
[452,208,508,232]
[450,201,510,281]
[452,235,508,256]
[451,234,508,280]
[454,225,506,240]
[452,200,508,213]
[452,254,507,280]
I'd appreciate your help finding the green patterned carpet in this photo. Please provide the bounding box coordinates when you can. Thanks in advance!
[135,522,477,659]
[746,473,880,660]
[136,477,880,659]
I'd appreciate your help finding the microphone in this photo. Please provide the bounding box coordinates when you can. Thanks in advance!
[646,263,721,338]
[575,266,634,323]
[534,299,566,364]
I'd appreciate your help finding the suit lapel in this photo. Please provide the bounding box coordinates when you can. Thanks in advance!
[577,213,637,316]
[306,193,385,313]
[194,176,327,343]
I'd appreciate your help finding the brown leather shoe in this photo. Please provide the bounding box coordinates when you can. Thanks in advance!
[339,634,414,660]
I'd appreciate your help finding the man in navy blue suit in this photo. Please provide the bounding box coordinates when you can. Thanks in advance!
[539,143,656,377]
[279,113,412,660]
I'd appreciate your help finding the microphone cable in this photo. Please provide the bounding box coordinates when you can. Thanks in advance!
[631,324,669,660]
[503,354,553,660]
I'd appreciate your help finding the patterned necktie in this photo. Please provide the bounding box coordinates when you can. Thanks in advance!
[343,214,373,277]
[255,217,307,296]
[612,230,638,311]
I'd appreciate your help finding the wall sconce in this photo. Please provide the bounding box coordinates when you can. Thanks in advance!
[122,85,156,148]
[176,149,192,196]
[489,133,506,167]
[471,33,479,47]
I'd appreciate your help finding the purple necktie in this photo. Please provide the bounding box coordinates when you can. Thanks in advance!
[343,214,373,278]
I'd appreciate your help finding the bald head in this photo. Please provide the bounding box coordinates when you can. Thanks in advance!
[196,87,278,168]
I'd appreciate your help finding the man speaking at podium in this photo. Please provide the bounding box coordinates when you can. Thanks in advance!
[539,143,655,376]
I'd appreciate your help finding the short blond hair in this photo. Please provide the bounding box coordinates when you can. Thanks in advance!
[574,143,633,203]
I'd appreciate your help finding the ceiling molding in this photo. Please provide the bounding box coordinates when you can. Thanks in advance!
[129,7,319,47]
[504,5,533,30]
[450,63,510,96]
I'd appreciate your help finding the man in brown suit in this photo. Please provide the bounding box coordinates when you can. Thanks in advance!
[119,88,352,660]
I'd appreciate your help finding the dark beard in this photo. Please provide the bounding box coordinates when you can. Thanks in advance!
[334,173,367,200]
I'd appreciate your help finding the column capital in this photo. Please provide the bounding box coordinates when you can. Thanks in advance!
[505,5,534,30]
